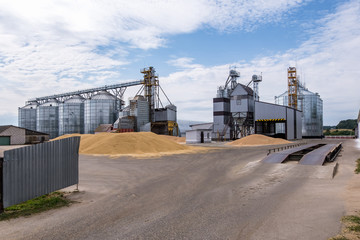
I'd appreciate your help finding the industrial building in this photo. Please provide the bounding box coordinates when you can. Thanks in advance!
[275,67,323,138]
[18,67,178,138]
[213,69,302,140]
[0,125,49,145]
[185,123,213,144]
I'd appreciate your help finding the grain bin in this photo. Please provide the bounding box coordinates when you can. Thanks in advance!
[18,101,38,131]
[275,87,323,138]
[130,95,150,131]
[59,95,85,135]
[84,91,116,134]
[36,99,59,139]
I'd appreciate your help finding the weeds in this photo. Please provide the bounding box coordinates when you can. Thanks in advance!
[329,236,349,240]
[355,158,360,174]
[329,215,360,240]
[342,215,360,225]
[0,191,71,221]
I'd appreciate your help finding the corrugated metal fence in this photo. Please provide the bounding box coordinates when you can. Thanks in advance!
[0,137,80,210]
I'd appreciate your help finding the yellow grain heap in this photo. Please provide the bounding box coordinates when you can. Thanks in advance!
[227,134,292,146]
[54,132,190,155]
[159,135,186,143]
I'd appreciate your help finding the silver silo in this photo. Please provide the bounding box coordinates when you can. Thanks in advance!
[59,95,85,136]
[275,86,323,137]
[37,99,59,139]
[130,95,150,131]
[84,91,116,134]
[18,101,38,131]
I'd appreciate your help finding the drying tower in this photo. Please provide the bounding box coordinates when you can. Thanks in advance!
[275,67,323,138]
[287,67,298,109]
[141,67,159,123]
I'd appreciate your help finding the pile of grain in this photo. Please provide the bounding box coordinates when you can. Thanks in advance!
[54,132,191,155]
[227,134,291,146]
[159,135,186,143]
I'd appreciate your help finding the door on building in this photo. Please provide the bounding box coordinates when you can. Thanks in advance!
[0,136,10,145]
[200,131,204,143]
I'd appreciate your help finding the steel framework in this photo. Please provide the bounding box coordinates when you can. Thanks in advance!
[287,67,298,109]
[27,80,142,105]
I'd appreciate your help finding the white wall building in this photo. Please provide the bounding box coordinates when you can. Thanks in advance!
[186,129,212,144]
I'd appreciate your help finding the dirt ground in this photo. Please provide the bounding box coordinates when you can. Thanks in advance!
[0,139,359,240]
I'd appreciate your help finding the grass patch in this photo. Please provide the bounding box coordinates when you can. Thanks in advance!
[0,191,71,221]
[329,236,349,240]
[348,225,360,232]
[329,215,360,239]
[355,158,360,174]
[342,215,360,224]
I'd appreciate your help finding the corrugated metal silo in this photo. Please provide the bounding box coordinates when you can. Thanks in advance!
[18,101,38,131]
[84,91,116,134]
[59,95,85,135]
[130,95,150,131]
[275,87,323,137]
[37,99,59,139]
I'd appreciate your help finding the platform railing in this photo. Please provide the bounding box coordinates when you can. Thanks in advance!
[267,142,307,155]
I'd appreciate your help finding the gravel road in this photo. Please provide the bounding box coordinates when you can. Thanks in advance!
[0,139,357,240]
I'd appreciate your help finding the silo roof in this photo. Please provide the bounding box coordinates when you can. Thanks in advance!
[40,99,59,106]
[64,95,85,103]
[20,102,38,109]
[91,91,116,100]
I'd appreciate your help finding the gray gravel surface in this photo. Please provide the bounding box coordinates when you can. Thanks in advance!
[0,139,357,240]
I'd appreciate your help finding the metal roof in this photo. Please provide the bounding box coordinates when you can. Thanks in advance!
[25,129,49,136]
[64,95,85,104]
[20,102,38,109]
[0,125,48,136]
[239,83,254,96]
[91,91,116,100]
[0,125,12,134]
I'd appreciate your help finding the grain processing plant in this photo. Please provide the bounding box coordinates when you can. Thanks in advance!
[213,68,302,141]
[18,67,178,139]
[275,67,323,138]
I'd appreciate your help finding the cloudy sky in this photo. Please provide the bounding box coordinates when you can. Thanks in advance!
[0,0,359,126]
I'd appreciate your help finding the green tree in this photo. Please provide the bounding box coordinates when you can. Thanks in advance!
[336,119,357,129]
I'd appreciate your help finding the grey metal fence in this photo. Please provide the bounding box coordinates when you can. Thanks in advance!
[1,137,80,209]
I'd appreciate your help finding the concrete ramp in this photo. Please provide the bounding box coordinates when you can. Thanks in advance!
[262,144,317,163]
[299,143,342,166]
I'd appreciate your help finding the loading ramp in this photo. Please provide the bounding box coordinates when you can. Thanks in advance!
[262,144,317,163]
[263,143,342,165]
[299,143,342,165]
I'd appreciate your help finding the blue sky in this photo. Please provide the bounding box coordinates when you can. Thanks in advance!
[0,0,359,126]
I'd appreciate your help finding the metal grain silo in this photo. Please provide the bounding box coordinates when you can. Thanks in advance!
[36,99,59,139]
[84,91,116,134]
[59,95,85,135]
[275,86,323,138]
[18,101,38,131]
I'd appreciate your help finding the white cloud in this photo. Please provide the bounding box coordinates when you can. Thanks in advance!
[207,0,309,31]
[167,57,203,69]
[161,0,360,125]
[0,0,316,124]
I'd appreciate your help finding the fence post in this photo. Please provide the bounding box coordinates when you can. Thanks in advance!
[0,158,3,214]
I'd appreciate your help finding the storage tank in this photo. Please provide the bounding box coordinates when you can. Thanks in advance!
[130,95,150,131]
[36,99,59,139]
[84,91,117,134]
[18,101,38,131]
[275,86,323,138]
[59,95,85,136]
